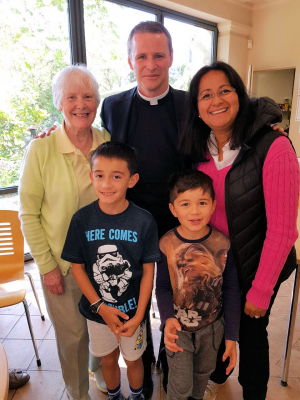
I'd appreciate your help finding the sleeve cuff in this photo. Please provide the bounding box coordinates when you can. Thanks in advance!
[246,285,273,310]
[225,328,239,342]
[38,259,59,276]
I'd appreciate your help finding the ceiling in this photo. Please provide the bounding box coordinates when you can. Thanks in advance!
[227,0,289,10]
[235,0,273,4]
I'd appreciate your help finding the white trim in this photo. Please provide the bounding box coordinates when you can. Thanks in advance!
[223,0,290,11]
[218,21,252,37]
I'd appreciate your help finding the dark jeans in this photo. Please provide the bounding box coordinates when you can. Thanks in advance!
[210,281,281,400]
[142,312,155,380]
[209,335,233,384]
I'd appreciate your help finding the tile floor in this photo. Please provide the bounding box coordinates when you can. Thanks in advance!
[1,261,300,400]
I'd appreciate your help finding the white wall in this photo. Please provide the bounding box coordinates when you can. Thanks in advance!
[218,28,249,82]
[144,0,252,25]
[248,0,300,152]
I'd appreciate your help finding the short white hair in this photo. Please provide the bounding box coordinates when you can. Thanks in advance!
[52,64,100,110]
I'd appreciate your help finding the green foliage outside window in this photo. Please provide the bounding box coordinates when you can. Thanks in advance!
[0,0,213,188]
[0,0,68,187]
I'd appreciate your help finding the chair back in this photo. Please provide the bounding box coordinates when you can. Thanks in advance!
[0,210,24,283]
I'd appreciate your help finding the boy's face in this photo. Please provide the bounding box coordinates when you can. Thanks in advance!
[90,156,139,214]
[169,188,216,240]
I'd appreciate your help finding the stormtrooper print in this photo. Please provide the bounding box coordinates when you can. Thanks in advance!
[93,244,132,303]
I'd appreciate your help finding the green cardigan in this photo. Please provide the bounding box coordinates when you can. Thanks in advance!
[19,125,109,276]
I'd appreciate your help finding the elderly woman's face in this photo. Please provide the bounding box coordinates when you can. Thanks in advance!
[197,70,239,136]
[59,78,97,133]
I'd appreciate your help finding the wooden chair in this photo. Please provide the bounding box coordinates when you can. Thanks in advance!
[0,210,42,366]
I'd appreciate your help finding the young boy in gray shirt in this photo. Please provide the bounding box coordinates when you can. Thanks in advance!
[156,170,240,400]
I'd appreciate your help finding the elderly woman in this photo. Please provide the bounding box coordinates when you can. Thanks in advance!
[180,62,299,400]
[19,65,110,400]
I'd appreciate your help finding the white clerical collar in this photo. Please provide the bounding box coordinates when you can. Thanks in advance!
[137,86,170,105]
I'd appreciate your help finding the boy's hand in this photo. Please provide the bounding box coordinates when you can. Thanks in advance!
[164,318,183,353]
[115,316,141,338]
[99,304,129,341]
[223,339,237,375]
[244,300,266,318]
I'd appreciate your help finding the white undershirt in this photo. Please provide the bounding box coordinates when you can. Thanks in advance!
[137,87,169,105]
[207,132,240,170]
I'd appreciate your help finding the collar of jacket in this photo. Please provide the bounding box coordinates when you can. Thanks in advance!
[109,85,188,144]
[230,96,282,167]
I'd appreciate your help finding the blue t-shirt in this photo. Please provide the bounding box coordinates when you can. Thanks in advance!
[62,200,161,324]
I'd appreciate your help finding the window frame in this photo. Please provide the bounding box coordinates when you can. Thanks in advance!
[70,0,218,65]
[68,0,87,64]
[1,0,218,191]
[0,187,18,195]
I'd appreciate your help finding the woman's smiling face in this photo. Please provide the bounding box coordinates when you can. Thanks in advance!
[197,70,239,136]
[60,78,97,134]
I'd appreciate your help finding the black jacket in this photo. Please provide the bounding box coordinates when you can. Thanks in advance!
[100,86,189,237]
[224,97,296,293]
[100,86,188,142]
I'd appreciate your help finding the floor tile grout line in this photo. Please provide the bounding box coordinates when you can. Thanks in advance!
[4,260,299,399]
[1,314,22,340]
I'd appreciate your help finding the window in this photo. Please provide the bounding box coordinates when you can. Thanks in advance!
[84,0,156,126]
[83,0,217,127]
[0,0,70,257]
[0,0,217,255]
[164,17,215,90]
[0,0,217,191]
[0,0,70,191]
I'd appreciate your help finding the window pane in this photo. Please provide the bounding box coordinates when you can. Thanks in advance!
[84,0,155,127]
[164,17,213,91]
[0,0,70,188]
[0,192,18,212]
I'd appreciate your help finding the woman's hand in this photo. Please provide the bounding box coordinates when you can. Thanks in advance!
[115,316,141,338]
[98,304,129,341]
[164,318,183,353]
[43,265,65,295]
[244,300,267,318]
[223,340,237,375]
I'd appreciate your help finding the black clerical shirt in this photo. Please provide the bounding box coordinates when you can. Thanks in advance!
[126,90,182,237]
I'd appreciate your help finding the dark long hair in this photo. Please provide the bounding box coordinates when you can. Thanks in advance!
[179,61,254,163]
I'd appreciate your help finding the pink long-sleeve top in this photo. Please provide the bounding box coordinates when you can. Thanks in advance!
[198,136,299,309]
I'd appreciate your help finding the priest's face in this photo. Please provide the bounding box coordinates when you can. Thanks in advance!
[128,32,173,98]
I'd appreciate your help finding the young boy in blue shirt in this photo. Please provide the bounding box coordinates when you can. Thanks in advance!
[156,170,240,400]
[62,142,160,400]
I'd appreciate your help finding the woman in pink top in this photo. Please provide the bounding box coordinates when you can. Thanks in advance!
[179,62,299,400]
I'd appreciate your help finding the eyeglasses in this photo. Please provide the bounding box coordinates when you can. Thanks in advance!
[198,86,236,102]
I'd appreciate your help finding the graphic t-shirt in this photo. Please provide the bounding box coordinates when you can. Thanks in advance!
[62,200,160,323]
[157,227,240,339]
